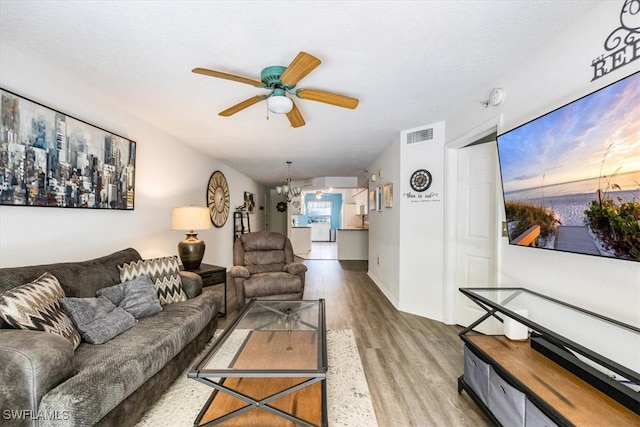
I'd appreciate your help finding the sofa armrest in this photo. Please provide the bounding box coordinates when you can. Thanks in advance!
[283,262,307,275]
[229,266,250,279]
[0,330,75,422]
[179,271,203,299]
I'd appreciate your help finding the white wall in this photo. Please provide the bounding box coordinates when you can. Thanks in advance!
[399,122,446,319]
[0,44,264,269]
[367,135,401,306]
[368,122,447,320]
[445,0,640,327]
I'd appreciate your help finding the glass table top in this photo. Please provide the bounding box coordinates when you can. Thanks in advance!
[459,287,640,382]
[191,299,326,377]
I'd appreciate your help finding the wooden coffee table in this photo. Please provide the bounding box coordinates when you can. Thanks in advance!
[189,299,327,426]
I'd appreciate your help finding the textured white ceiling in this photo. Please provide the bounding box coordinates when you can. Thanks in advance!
[0,1,600,185]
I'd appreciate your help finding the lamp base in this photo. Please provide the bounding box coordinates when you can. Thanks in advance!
[178,233,205,270]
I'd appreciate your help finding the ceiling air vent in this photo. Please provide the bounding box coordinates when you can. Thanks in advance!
[406,127,433,145]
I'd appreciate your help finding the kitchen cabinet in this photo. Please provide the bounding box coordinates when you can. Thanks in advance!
[336,229,368,260]
[310,223,330,241]
[290,226,311,254]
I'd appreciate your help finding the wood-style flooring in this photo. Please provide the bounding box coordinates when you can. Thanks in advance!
[217,259,492,427]
[295,241,338,260]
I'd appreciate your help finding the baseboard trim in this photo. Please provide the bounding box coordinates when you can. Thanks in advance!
[367,271,400,309]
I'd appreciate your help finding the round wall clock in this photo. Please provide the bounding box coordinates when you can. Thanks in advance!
[276,201,287,212]
[206,170,230,228]
[410,169,432,192]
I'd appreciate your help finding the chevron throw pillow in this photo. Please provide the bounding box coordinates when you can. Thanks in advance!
[118,257,187,305]
[0,272,81,349]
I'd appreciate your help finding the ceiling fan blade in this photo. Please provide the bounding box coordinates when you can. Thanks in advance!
[286,101,306,128]
[219,95,267,116]
[192,67,264,87]
[296,89,359,109]
[280,52,321,86]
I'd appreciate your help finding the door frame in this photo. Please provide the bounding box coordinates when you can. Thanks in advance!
[442,114,502,325]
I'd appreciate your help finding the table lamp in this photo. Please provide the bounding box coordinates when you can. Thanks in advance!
[171,206,212,270]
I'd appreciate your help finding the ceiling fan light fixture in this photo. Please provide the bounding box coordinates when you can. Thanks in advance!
[267,95,293,114]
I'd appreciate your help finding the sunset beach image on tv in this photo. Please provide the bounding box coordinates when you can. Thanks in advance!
[496,71,639,262]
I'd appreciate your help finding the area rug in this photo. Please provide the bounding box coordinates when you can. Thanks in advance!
[135,329,378,426]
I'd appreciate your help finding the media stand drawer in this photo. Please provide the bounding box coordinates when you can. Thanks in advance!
[526,399,559,427]
[463,345,490,406]
[488,368,526,427]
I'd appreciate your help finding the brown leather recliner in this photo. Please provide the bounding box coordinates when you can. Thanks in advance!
[230,231,307,306]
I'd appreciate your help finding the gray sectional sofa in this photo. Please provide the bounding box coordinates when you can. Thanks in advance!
[0,248,223,427]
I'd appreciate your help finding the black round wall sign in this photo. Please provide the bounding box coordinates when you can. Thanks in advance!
[276,201,287,212]
[410,169,432,192]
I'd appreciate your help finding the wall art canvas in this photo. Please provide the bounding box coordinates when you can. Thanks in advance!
[244,191,255,214]
[383,182,393,208]
[0,88,136,209]
[376,186,382,211]
[368,190,376,212]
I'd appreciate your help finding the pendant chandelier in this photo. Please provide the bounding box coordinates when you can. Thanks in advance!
[275,161,301,203]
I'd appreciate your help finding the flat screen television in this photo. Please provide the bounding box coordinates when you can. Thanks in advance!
[496,71,639,262]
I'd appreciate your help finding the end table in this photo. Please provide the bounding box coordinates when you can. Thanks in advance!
[182,263,227,317]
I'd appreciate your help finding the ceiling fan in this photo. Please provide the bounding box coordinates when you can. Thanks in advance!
[192,51,359,128]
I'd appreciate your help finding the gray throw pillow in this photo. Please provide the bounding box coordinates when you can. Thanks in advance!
[61,296,137,344]
[97,274,162,319]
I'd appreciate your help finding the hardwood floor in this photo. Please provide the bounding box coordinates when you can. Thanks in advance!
[295,241,338,260]
[217,259,491,427]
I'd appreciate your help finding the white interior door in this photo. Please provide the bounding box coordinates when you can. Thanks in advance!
[455,142,500,333]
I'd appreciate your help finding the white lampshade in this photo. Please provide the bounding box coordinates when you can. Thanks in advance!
[267,95,293,114]
[171,206,212,232]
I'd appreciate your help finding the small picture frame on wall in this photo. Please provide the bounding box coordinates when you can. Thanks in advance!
[383,183,393,208]
[244,191,255,214]
[376,186,382,211]
[369,190,376,212]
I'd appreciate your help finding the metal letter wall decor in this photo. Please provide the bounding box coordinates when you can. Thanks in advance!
[0,88,136,210]
[591,0,640,81]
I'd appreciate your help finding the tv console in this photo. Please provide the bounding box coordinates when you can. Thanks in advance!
[457,287,639,427]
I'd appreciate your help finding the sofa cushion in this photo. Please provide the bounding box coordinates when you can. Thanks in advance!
[244,249,286,266]
[0,330,75,419]
[283,262,307,275]
[37,287,221,427]
[243,272,303,299]
[0,272,81,349]
[97,274,162,318]
[118,257,187,305]
[0,248,143,298]
[61,297,137,344]
[240,231,286,251]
